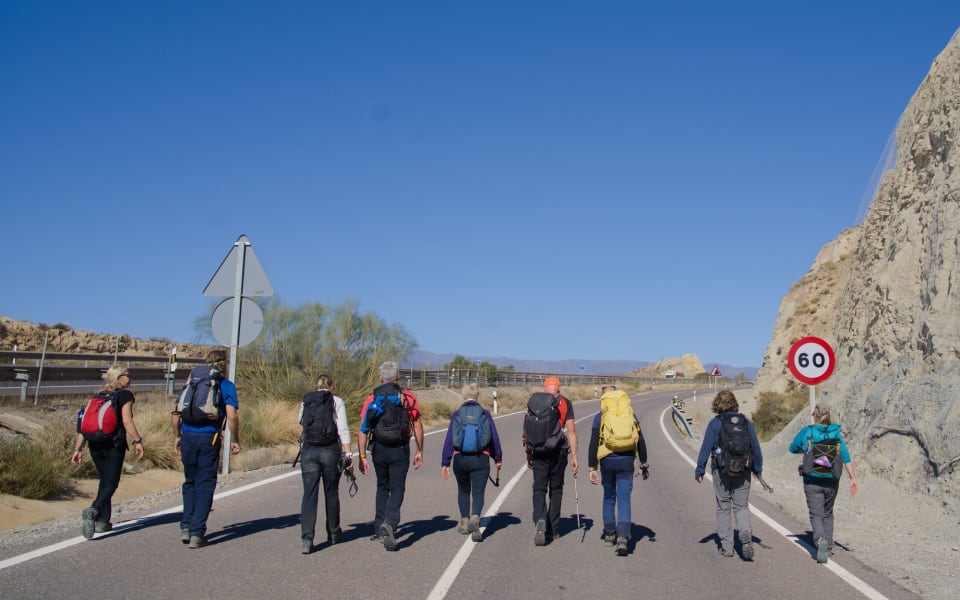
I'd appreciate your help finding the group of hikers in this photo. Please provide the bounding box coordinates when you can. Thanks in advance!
[71,355,857,564]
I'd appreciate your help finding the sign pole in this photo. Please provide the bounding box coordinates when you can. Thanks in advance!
[222,238,247,475]
[809,384,816,422]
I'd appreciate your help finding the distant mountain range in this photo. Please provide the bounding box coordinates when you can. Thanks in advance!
[401,350,758,380]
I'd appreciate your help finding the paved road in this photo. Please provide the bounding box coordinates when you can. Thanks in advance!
[0,390,917,599]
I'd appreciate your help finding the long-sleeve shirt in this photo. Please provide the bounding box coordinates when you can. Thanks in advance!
[440,402,503,466]
[695,411,763,480]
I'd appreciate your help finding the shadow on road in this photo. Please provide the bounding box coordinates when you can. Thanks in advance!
[207,513,300,545]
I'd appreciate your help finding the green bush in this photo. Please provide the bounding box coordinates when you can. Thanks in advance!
[752,390,808,441]
[0,419,78,499]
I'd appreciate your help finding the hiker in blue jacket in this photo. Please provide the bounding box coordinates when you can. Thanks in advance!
[695,390,763,560]
[789,402,858,564]
[441,384,503,542]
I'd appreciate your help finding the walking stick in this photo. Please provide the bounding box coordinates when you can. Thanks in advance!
[754,472,774,493]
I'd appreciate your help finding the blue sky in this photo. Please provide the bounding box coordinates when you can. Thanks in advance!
[2,2,959,368]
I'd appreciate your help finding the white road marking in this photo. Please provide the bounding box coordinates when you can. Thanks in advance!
[658,405,889,600]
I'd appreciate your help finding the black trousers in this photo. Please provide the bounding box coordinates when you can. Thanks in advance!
[88,440,126,523]
[300,442,343,541]
[531,448,568,535]
[372,442,410,531]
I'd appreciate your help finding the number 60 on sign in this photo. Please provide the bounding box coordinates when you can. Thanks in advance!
[787,336,835,385]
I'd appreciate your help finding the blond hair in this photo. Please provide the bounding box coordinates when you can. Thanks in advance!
[102,364,125,391]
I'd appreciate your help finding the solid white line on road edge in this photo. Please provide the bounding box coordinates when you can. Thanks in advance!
[657,406,889,600]
[427,411,595,600]
[0,412,490,573]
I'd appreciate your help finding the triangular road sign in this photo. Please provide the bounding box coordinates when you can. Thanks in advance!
[710,365,722,377]
[204,235,275,297]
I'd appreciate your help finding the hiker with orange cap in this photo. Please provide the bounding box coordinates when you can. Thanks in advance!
[523,376,578,545]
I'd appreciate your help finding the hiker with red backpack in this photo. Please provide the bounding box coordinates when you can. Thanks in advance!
[441,383,503,542]
[523,376,579,546]
[587,385,648,556]
[71,364,144,539]
[789,402,858,564]
[357,361,424,551]
[695,390,763,560]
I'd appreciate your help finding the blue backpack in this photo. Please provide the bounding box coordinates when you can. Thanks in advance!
[453,401,491,454]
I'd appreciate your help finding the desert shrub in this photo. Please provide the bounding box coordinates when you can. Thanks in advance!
[52,323,72,331]
[0,322,9,340]
[0,415,79,499]
[239,397,301,448]
[752,390,808,441]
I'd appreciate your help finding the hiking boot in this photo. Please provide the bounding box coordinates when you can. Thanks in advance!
[188,535,208,549]
[602,532,617,546]
[180,529,190,544]
[470,515,482,542]
[328,528,341,545]
[816,537,829,564]
[380,524,397,552]
[534,519,547,547]
[94,522,113,534]
[81,508,97,540]
[719,548,735,557]
[740,530,755,561]
[616,536,628,556]
[301,538,313,555]
[457,517,470,534]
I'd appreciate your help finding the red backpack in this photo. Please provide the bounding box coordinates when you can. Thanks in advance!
[80,393,121,442]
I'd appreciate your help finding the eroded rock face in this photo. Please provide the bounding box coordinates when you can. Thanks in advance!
[0,316,211,359]
[757,30,960,496]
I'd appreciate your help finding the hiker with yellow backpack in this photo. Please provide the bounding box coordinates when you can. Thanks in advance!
[587,385,648,556]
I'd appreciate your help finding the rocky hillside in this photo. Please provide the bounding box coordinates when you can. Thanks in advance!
[628,353,706,379]
[756,29,960,498]
[0,315,212,358]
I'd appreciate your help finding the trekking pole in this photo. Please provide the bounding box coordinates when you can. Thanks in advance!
[573,473,581,530]
[754,472,774,493]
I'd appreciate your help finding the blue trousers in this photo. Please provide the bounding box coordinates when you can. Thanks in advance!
[372,443,410,530]
[452,453,490,518]
[180,430,220,537]
[600,454,635,538]
[300,443,343,541]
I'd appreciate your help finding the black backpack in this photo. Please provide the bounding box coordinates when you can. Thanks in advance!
[176,365,223,426]
[524,392,563,454]
[715,412,753,479]
[301,390,339,447]
[800,436,844,479]
[371,384,410,447]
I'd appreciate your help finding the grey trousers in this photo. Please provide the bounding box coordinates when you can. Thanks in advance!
[712,469,752,551]
[803,478,840,548]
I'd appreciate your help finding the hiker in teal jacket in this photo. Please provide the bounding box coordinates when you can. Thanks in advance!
[789,402,858,564]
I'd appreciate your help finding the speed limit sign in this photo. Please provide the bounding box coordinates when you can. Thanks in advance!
[787,336,835,385]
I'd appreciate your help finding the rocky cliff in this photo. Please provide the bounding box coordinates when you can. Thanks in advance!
[757,29,960,497]
[0,315,211,358]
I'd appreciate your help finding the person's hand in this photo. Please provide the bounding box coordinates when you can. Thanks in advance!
[570,456,579,476]
[695,473,704,483]
[441,466,450,480]
[70,449,83,465]
[588,469,599,485]
[413,450,423,470]
[230,441,240,455]
[359,457,369,475]
[174,437,182,458]
[849,478,858,496]
[134,442,145,460]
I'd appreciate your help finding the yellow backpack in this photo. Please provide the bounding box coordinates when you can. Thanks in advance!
[598,389,639,460]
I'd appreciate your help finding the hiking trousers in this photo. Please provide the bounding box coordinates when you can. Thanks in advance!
[712,469,752,552]
[88,440,126,524]
[803,478,840,549]
[531,448,568,536]
[372,442,410,531]
[600,454,635,538]
[452,453,490,518]
[300,442,343,541]
[180,430,220,537]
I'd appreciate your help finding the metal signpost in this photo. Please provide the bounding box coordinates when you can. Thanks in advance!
[709,364,722,391]
[787,336,836,417]
[204,234,274,474]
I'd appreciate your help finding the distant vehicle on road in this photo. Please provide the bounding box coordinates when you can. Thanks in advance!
[664,371,676,379]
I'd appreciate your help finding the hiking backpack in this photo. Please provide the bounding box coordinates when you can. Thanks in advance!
[453,402,492,454]
[599,390,639,454]
[79,392,121,442]
[301,390,339,447]
[715,412,753,479]
[801,436,844,479]
[524,392,563,454]
[372,386,411,447]
[176,365,224,426]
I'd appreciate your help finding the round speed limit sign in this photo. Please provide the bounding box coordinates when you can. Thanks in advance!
[787,336,835,385]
